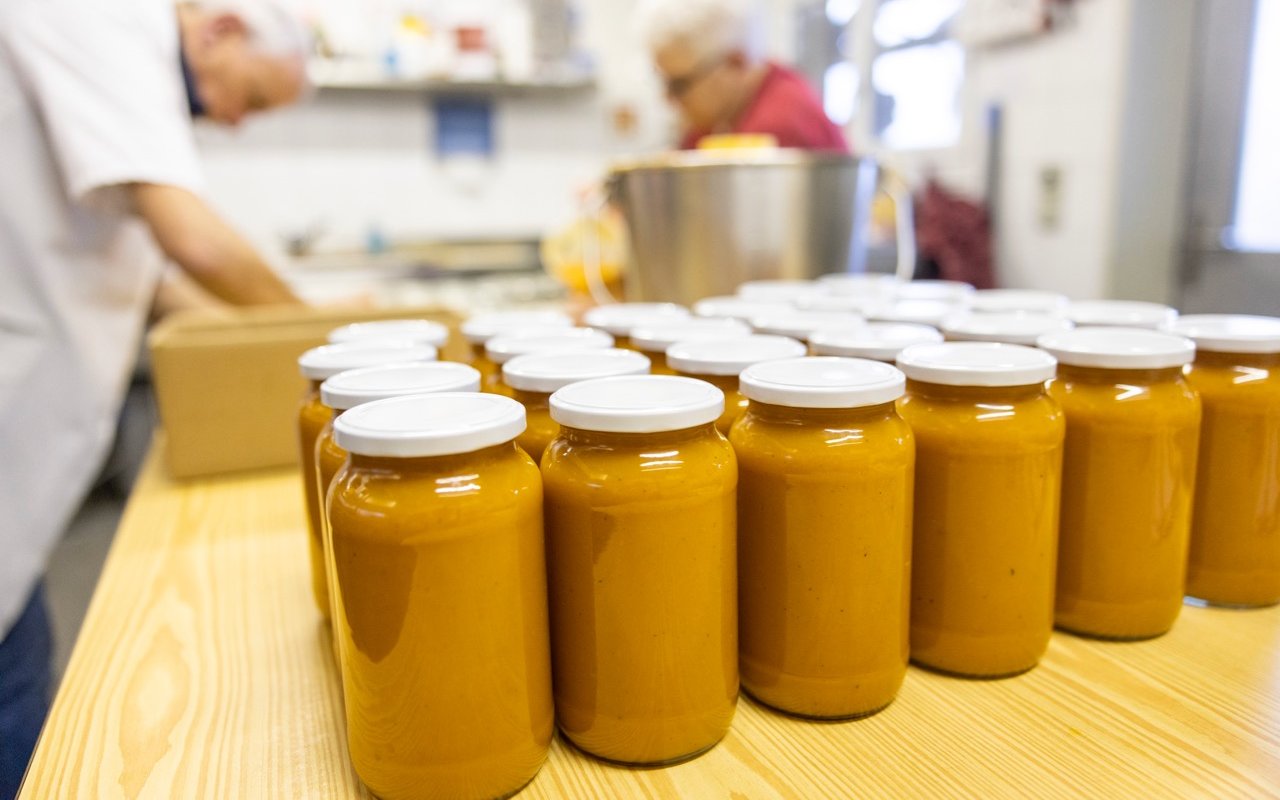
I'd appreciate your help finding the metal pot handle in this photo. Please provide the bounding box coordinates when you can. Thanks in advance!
[580,184,621,306]
[887,180,917,282]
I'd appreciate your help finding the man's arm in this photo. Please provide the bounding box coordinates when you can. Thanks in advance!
[131,183,301,306]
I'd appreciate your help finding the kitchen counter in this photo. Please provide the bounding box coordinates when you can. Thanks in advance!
[20,442,1280,798]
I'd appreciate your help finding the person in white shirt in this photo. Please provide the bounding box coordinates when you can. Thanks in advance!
[0,2,310,793]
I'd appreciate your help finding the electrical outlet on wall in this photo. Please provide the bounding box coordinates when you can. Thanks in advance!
[1038,165,1062,231]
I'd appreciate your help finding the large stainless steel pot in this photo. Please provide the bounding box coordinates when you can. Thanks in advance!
[600,151,914,305]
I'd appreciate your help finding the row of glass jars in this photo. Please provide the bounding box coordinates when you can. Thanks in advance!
[291,305,1280,800]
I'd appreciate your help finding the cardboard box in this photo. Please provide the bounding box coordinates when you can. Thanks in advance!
[148,304,466,479]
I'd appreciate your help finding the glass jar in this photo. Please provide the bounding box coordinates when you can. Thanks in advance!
[732,357,913,719]
[1170,315,1280,607]
[810,322,943,363]
[328,319,451,349]
[460,311,573,391]
[501,348,650,463]
[749,310,865,342]
[667,335,807,435]
[1065,300,1178,330]
[583,302,689,350]
[1038,328,1200,639]
[692,296,793,323]
[968,289,1069,315]
[297,341,437,617]
[316,362,481,645]
[736,279,822,303]
[897,342,1064,678]
[629,318,750,375]
[485,328,614,397]
[329,393,553,800]
[942,312,1073,346]
[542,376,737,765]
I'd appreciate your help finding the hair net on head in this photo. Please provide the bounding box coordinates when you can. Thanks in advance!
[634,0,763,63]
[189,0,314,60]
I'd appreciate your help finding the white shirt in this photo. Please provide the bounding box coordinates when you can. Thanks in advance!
[0,0,203,634]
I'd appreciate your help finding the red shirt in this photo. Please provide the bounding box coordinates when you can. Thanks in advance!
[681,62,850,152]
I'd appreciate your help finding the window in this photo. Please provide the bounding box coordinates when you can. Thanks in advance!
[870,0,966,149]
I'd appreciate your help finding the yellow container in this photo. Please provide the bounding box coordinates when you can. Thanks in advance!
[1171,315,1280,607]
[1039,328,1200,639]
[733,357,913,719]
[941,312,1073,346]
[316,362,480,647]
[667,335,807,435]
[296,342,437,618]
[501,348,651,463]
[629,318,750,375]
[542,376,737,765]
[460,311,573,392]
[484,328,614,397]
[328,319,451,349]
[748,310,865,342]
[330,393,553,800]
[897,342,1064,678]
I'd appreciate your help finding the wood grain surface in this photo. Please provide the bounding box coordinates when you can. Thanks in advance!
[21,443,1280,799]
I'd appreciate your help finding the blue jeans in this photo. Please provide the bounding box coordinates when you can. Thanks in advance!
[0,582,52,800]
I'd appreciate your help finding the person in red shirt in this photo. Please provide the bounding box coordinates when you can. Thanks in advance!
[637,0,850,152]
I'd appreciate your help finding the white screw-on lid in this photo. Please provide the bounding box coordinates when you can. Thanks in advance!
[969,289,1070,314]
[1065,300,1178,329]
[629,318,751,353]
[870,300,961,327]
[328,319,451,348]
[810,322,943,361]
[693,296,794,322]
[817,273,900,297]
[942,312,1074,345]
[666,334,808,376]
[749,310,865,340]
[793,294,884,314]
[502,348,651,393]
[740,357,906,409]
[485,328,615,364]
[549,375,724,433]
[334,392,526,458]
[461,311,573,344]
[736,279,821,302]
[583,302,689,336]
[1166,314,1280,354]
[898,342,1057,387]
[1037,327,1195,369]
[320,362,481,410]
[298,341,438,380]
[893,280,975,302]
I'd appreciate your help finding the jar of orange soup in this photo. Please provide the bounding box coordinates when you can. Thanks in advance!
[501,348,650,463]
[330,393,553,800]
[733,357,913,719]
[583,302,689,350]
[810,322,942,363]
[1170,315,1280,607]
[667,335,807,435]
[896,342,1064,678]
[485,328,614,397]
[542,376,737,765]
[460,311,573,391]
[316,362,481,644]
[297,341,437,617]
[629,318,750,375]
[1038,328,1200,639]
[941,312,1073,346]
[329,319,451,349]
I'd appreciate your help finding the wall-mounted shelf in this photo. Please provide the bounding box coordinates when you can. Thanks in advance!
[309,60,595,96]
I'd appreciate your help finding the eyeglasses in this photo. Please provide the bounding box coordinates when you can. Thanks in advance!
[661,54,727,98]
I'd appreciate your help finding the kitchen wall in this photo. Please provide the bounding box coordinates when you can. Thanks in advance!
[862,0,1195,302]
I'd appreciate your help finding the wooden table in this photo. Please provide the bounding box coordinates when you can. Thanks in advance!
[21,444,1280,799]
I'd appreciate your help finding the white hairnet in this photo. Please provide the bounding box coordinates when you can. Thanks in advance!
[634,0,762,62]
[188,0,313,60]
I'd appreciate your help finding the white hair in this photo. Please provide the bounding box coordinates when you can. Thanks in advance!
[634,0,763,63]
[188,0,313,60]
